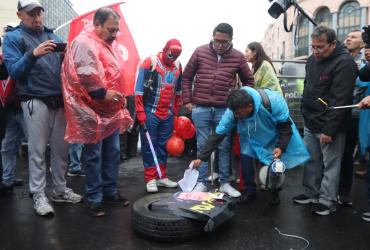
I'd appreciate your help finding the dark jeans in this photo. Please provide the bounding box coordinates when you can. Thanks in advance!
[83,130,120,203]
[240,154,256,194]
[339,118,359,195]
[367,148,370,202]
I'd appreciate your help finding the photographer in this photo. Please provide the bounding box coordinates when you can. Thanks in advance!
[358,36,370,222]
[3,0,82,216]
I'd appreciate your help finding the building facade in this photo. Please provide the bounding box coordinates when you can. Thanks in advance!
[262,0,370,60]
[0,0,77,40]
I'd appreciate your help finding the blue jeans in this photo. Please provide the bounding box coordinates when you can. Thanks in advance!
[1,108,27,186]
[366,149,370,202]
[68,143,83,172]
[192,106,231,184]
[83,130,120,203]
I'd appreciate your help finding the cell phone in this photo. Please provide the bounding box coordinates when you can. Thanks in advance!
[54,42,67,52]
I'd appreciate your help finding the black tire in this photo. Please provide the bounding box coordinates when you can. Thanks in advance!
[132,193,206,242]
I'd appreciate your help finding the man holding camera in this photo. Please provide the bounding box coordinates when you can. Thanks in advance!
[2,0,82,216]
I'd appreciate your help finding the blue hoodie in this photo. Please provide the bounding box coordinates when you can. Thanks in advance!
[216,87,310,169]
[3,24,63,99]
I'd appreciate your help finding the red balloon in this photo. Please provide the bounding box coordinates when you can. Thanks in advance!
[181,124,196,139]
[174,116,193,139]
[166,134,185,157]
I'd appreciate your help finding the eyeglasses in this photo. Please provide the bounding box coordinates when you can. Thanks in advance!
[167,53,174,59]
[212,39,231,48]
[310,43,331,52]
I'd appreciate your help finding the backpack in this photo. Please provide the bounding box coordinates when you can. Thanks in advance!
[256,88,272,113]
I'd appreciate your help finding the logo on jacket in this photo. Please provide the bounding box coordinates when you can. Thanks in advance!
[319,75,330,81]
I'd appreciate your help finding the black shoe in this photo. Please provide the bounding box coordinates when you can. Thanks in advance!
[89,203,106,217]
[1,184,13,195]
[103,194,130,207]
[270,191,280,206]
[311,203,336,216]
[67,170,85,177]
[337,194,353,206]
[293,194,318,205]
[13,179,24,186]
[238,192,256,204]
[361,211,370,222]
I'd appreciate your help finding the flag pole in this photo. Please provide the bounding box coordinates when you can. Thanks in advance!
[54,2,125,33]
[54,20,72,33]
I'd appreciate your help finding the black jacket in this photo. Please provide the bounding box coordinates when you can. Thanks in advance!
[301,42,357,137]
[359,61,370,82]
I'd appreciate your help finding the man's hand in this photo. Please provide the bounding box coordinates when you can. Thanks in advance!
[105,90,123,103]
[191,159,202,168]
[136,111,146,125]
[185,103,193,112]
[272,148,282,159]
[33,40,56,58]
[365,48,370,61]
[320,133,333,144]
[358,96,370,109]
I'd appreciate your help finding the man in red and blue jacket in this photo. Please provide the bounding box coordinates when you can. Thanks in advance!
[135,39,182,193]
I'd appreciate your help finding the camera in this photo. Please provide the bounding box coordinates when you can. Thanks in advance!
[268,0,293,19]
[362,25,370,48]
[54,42,67,52]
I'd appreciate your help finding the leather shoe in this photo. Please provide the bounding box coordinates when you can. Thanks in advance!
[238,192,256,204]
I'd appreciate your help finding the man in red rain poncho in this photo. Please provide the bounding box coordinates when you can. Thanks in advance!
[61,7,133,217]
[135,39,182,193]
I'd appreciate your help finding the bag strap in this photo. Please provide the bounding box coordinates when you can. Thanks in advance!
[256,88,272,113]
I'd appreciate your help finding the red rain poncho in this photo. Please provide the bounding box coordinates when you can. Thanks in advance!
[61,29,133,144]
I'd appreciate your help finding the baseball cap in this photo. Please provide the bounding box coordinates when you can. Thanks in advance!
[17,0,44,12]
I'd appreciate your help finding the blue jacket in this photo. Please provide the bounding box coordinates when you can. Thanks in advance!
[216,87,310,169]
[3,24,63,99]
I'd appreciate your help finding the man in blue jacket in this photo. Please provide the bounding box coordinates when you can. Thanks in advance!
[192,87,310,204]
[3,0,82,216]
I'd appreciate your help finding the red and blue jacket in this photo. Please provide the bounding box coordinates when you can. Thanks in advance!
[135,54,182,119]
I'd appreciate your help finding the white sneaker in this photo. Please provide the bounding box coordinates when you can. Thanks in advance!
[51,188,83,204]
[33,192,55,216]
[207,172,219,182]
[156,178,178,188]
[220,183,241,198]
[146,179,158,193]
[192,182,207,192]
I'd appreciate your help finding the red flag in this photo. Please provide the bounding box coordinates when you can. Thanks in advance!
[67,2,140,96]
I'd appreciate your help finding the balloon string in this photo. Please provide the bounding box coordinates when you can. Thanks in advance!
[274,227,310,250]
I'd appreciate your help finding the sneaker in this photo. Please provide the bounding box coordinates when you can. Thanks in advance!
[67,170,85,177]
[361,211,370,222]
[192,182,207,192]
[156,178,178,188]
[13,179,24,186]
[238,192,257,204]
[103,194,130,207]
[293,194,318,204]
[337,194,353,206]
[207,172,219,182]
[51,188,83,203]
[89,202,106,217]
[146,179,158,193]
[220,183,241,198]
[33,192,55,216]
[312,203,336,216]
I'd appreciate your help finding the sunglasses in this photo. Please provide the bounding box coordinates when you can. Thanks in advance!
[167,53,174,59]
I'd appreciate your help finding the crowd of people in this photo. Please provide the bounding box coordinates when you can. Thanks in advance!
[0,0,369,222]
